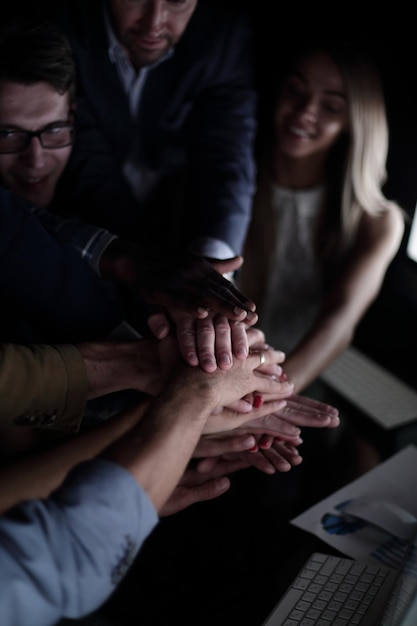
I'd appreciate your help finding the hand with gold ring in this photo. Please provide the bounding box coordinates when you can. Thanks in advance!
[248,346,284,377]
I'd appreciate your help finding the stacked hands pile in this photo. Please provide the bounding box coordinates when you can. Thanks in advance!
[155,327,340,517]
[113,250,340,516]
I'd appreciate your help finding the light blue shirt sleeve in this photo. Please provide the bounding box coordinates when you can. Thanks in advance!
[0,458,158,626]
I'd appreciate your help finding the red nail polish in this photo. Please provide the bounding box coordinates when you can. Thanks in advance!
[248,444,258,452]
[253,394,263,408]
[260,436,272,449]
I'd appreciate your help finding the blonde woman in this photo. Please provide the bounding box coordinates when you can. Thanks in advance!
[240,39,405,394]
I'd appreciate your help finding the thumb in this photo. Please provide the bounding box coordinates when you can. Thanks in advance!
[147,310,170,339]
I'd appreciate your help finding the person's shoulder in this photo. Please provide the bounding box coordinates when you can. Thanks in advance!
[0,185,32,214]
[382,201,406,240]
[359,200,405,248]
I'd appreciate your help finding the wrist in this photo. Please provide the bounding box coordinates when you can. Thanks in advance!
[99,239,138,283]
[166,367,221,416]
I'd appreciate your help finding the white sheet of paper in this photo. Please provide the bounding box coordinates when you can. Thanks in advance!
[291,444,417,569]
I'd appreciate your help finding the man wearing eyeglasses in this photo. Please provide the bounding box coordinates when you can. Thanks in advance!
[0,19,75,210]
[0,20,127,347]
[0,90,75,210]
[0,19,259,370]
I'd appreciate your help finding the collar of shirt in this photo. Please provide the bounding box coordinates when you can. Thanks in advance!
[104,6,174,117]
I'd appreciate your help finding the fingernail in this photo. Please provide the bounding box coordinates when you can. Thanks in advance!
[215,477,230,490]
[246,311,258,324]
[197,307,209,317]
[248,444,258,452]
[253,394,263,408]
[236,345,248,359]
[187,353,200,367]
[201,358,217,372]
[233,306,245,316]
[219,354,232,366]
[243,436,256,448]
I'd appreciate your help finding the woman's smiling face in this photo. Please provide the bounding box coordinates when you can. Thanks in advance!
[274,50,349,160]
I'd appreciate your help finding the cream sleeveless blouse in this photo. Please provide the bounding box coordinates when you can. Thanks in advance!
[259,184,325,353]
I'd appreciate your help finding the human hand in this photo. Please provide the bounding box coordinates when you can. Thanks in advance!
[100,240,257,324]
[159,464,246,516]
[76,337,162,398]
[194,393,338,472]
[158,335,294,418]
[204,350,293,430]
[148,312,274,377]
[237,394,340,435]
[203,394,289,435]
[201,393,338,462]
[209,327,285,408]
[149,312,250,372]
[196,438,303,475]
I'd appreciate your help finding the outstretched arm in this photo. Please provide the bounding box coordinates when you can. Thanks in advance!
[100,240,257,323]
[0,339,162,434]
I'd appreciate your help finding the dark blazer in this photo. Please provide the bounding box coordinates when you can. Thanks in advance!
[54,0,258,255]
[0,187,123,343]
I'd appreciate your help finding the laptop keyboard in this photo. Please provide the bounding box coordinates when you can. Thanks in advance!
[263,552,398,626]
[319,346,417,429]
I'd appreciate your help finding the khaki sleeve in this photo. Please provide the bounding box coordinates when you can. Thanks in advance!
[0,344,88,433]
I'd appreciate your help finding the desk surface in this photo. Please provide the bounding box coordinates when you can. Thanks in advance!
[62,382,417,626]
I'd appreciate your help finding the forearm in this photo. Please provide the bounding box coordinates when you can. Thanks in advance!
[284,309,356,393]
[106,373,217,511]
[0,401,149,514]
[76,339,162,399]
[286,213,407,393]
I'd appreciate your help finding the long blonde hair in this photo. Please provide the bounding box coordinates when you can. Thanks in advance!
[330,44,402,251]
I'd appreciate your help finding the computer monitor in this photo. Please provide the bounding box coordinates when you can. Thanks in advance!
[406,205,417,265]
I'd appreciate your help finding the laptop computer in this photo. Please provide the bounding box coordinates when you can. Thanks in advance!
[319,345,417,430]
[262,534,417,625]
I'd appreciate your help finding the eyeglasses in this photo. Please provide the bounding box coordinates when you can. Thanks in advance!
[0,123,75,154]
